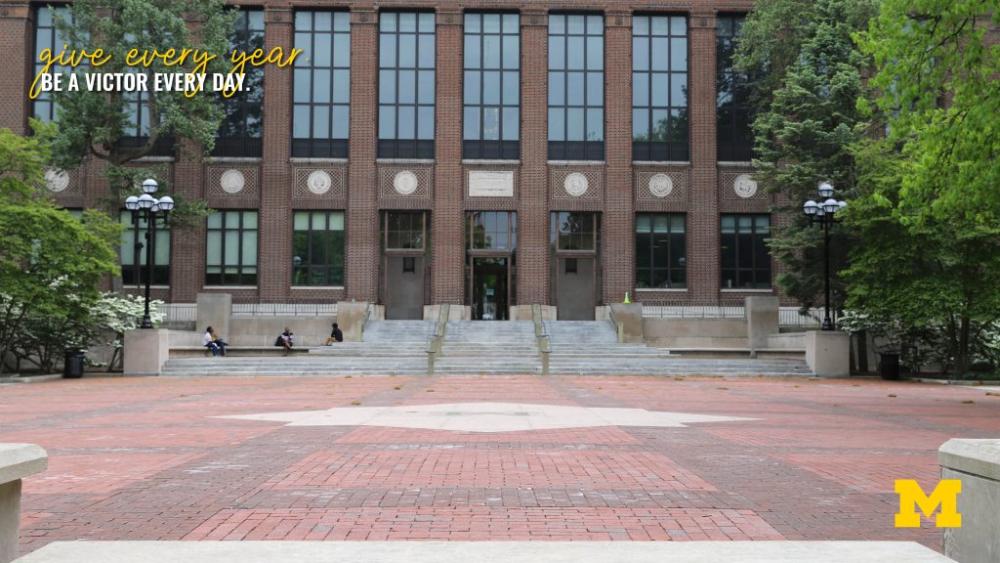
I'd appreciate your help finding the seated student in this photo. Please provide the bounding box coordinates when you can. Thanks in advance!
[274,327,294,355]
[202,326,227,357]
[324,322,344,345]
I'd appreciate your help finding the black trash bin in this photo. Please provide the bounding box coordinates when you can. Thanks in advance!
[879,352,900,380]
[63,349,85,379]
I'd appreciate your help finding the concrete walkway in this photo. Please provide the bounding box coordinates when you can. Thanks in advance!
[17,541,952,562]
[3,375,999,555]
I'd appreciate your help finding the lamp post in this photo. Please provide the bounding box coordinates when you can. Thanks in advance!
[803,181,847,331]
[123,178,173,329]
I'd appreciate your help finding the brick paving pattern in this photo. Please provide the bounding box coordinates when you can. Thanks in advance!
[3,375,999,554]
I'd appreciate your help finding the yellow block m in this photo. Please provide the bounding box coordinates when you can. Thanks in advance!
[894,479,961,528]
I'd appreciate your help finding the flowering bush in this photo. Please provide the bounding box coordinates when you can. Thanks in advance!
[89,293,165,345]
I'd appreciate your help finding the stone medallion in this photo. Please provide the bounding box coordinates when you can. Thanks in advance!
[220,169,246,194]
[306,170,333,195]
[648,173,673,198]
[393,170,419,195]
[44,168,70,193]
[733,174,758,199]
[564,172,589,197]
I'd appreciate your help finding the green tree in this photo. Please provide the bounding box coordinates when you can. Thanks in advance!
[846,0,1000,375]
[47,0,234,220]
[734,0,877,312]
[0,126,119,374]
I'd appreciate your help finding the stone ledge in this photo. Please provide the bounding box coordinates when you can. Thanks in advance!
[939,438,1000,481]
[15,541,953,563]
[0,444,47,486]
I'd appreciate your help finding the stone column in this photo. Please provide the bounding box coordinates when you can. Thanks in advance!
[123,329,170,376]
[686,13,720,303]
[258,7,294,303]
[746,295,779,352]
[0,444,47,563]
[601,11,635,305]
[196,292,232,340]
[430,9,464,305]
[345,6,380,301]
[804,330,850,377]
[516,9,550,305]
[940,438,1000,563]
[0,3,31,134]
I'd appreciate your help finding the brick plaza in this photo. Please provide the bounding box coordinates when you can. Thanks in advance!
[4,375,999,555]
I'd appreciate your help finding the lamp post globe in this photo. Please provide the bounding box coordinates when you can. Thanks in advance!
[124,195,139,211]
[157,195,175,212]
[803,200,819,216]
[822,198,840,214]
[141,178,158,194]
[137,193,154,209]
[818,181,834,199]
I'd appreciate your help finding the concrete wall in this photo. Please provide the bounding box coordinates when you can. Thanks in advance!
[509,305,556,321]
[940,439,1000,563]
[610,303,644,343]
[767,333,805,350]
[123,329,170,376]
[643,318,747,348]
[804,331,850,377]
[227,317,339,347]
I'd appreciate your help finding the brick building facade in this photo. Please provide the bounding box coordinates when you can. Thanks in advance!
[0,0,789,320]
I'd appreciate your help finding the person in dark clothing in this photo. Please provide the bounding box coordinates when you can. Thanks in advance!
[324,323,344,345]
[275,327,294,355]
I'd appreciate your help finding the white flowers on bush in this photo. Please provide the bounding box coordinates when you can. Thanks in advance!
[90,293,165,334]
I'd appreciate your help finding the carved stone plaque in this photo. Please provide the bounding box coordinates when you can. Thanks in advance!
[469,171,514,197]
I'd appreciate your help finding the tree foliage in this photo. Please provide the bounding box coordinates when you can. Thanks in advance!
[46,0,234,224]
[734,0,878,311]
[845,0,1000,375]
[0,127,120,374]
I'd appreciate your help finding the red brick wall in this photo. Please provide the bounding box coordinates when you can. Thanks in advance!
[3,0,792,307]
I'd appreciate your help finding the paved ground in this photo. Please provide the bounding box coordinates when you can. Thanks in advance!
[3,375,999,555]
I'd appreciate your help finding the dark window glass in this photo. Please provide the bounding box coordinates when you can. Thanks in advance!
[548,14,604,160]
[120,211,170,286]
[552,211,598,251]
[32,6,74,123]
[378,12,435,159]
[292,211,345,286]
[293,11,351,158]
[634,213,685,289]
[467,211,517,250]
[205,210,258,285]
[384,211,426,250]
[632,15,689,162]
[463,13,519,160]
[720,214,770,289]
[716,15,754,162]
[214,10,265,157]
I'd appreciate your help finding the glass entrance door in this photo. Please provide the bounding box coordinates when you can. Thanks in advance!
[472,257,509,320]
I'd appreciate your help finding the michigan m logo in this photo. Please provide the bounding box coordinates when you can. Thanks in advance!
[894,479,961,528]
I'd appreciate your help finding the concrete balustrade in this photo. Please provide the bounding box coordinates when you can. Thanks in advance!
[940,439,1000,563]
[0,444,47,563]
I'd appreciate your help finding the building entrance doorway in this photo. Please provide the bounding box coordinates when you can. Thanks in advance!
[380,211,429,320]
[471,257,509,320]
[551,211,600,320]
[465,211,517,321]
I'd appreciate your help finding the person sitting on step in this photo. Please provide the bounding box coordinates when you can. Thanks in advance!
[202,326,227,357]
[275,327,295,355]
[324,323,344,346]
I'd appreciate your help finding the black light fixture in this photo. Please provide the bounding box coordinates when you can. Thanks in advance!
[124,178,173,329]
[803,181,847,331]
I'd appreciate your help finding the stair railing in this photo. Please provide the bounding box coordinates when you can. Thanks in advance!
[531,304,551,376]
[426,303,449,375]
[608,305,624,344]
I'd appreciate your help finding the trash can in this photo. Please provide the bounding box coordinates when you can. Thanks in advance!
[63,349,85,379]
[879,352,900,380]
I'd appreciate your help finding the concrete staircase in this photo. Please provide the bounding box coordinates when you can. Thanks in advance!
[432,321,541,375]
[161,320,432,376]
[544,320,811,376]
[161,318,811,377]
